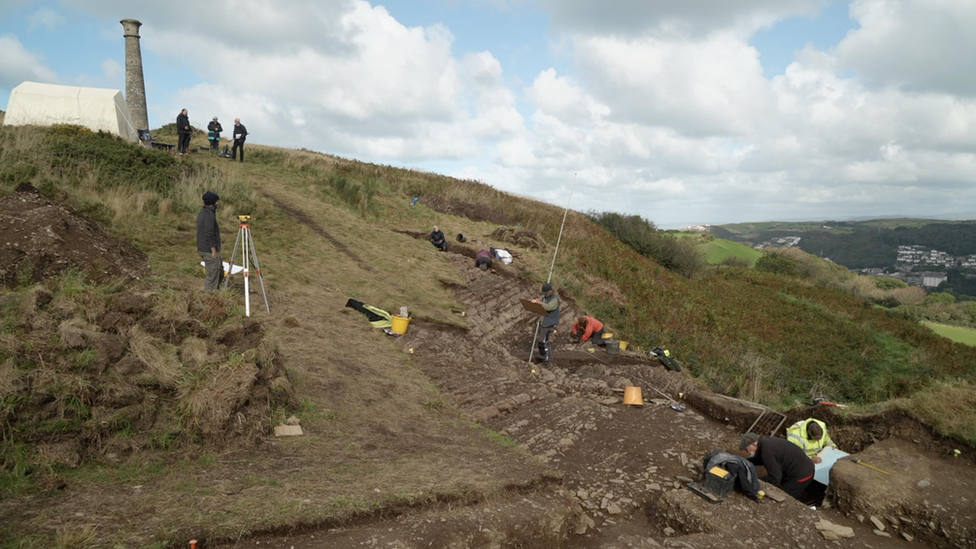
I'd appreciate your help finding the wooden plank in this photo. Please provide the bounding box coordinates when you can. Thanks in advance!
[519,298,548,316]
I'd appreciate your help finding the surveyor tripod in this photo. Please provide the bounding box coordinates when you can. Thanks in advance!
[223,215,270,316]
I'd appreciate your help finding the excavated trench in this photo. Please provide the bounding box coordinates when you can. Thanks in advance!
[394,248,976,549]
[231,243,976,548]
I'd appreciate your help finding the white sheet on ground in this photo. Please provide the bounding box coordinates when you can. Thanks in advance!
[494,249,513,264]
[814,446,849,485]
[200,261,245,275]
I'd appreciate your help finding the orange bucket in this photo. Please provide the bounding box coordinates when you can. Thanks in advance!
[623,386,644,406]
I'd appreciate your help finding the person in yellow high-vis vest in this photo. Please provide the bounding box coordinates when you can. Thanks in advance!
[786,418,837,464]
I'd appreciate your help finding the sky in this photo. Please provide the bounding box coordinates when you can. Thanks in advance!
[1,0,975,229]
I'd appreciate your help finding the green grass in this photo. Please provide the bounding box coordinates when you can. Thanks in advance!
[698,237,763,267]
[922,321,976,347]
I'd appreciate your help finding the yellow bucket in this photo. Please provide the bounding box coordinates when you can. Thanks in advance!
[623,386,644,406]
[391,315,411,335]
[619,341,628,351]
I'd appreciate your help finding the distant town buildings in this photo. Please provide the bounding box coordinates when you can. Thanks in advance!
[899,271,949,288]
[895,245,960,268]
[753,236,801,250]
[858,245,976,289]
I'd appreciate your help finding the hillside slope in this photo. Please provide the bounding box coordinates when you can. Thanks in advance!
[1,126,975,547]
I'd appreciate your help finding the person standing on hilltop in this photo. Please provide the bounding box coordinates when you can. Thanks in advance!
[196,191,223,291]
[531,283,561,364]
[207,116,223,156]
[231,118,248,163]
[176,109,191,155]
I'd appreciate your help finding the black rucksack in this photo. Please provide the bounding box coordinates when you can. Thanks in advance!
[651,347,681,372]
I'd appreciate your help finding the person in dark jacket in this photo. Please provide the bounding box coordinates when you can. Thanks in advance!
[429,225,447,251]
[231,118,247,162]
[740,432,815,500]
[531,283,560,363]
[176,109,191,154]
[207,117,223,156]
[475,249,493,270]
[196,191,223,291]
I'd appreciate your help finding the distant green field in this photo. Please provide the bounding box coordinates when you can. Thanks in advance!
[860,218,966,229]
[698,237,763,267]
[719,221,823,235]
[922,321,976,347]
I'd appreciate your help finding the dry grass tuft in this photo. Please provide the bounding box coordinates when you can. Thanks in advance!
[198,294,228,324]
[179,336,210,369]
[152,289,191,324]
[180,360,260,437]
[255,336,279,370]
[128,325,180,387]
[0,357,23,398]
[57,318,95,349]
[55,523,96,549]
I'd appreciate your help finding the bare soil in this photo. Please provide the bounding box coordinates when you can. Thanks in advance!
[0,183,148,287]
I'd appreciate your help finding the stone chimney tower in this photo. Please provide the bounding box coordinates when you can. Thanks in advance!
[120,19,150,131]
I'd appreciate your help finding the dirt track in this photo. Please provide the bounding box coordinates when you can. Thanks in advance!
[220,250,975,549]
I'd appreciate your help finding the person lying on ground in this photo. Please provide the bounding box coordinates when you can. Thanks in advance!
[571,315,606,345]
[740,432,814,500]
[475,249,493,271]
[429,225,447,251]
[786,418,837,463]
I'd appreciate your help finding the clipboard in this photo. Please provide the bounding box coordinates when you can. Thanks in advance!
[520,298,548,315]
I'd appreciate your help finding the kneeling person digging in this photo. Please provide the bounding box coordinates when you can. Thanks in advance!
[741,432,815,501]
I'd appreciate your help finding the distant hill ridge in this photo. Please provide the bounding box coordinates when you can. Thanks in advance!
[712,219,976,269]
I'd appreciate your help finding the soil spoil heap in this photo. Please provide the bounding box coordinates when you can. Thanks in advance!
[0,183,148,287]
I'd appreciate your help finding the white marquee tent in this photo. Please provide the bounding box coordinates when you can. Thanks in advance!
[3,81,139,142]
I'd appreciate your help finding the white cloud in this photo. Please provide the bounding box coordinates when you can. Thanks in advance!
[536,0,826,36]
[526,69,609,125]
[0,33,59,91]
[28,7,66,31]
[572,32,773,137]
[837,0,976,95]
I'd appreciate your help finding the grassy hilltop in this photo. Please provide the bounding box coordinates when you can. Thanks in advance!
[1,125,976,546]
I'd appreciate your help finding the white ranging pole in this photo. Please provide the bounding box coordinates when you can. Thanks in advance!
[243,224,251,317]
[527,173,578,367]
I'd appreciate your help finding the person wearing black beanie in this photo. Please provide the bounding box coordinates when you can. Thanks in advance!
[196,191,223,290]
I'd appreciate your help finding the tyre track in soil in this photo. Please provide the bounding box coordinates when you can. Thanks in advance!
[257,189,375,272]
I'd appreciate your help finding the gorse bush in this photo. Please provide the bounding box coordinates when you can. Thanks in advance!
[45,126,184,195]
[755,251,800,276]
[589,211,707,278]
